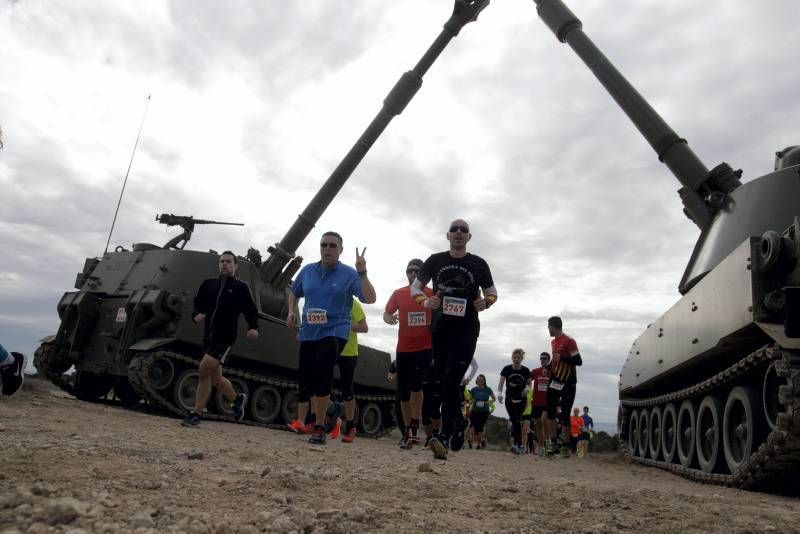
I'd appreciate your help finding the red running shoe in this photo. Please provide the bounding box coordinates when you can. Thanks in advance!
[288,419,305,433]
[342,427,357,443]
[327,418,342,439]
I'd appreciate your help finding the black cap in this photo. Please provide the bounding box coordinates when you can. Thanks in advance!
[407,258,424,270]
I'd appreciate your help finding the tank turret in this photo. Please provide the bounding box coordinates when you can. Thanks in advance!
[33,1,490,437]
[534,0,799,490]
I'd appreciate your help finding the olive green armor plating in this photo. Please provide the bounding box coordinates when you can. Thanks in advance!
[535,0,800,490]
[34,1,490,437]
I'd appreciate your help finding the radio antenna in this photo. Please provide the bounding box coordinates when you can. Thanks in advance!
[103,94,152,257]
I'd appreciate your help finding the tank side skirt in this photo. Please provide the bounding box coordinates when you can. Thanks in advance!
[620,345,800,490]
[127,350,396,437]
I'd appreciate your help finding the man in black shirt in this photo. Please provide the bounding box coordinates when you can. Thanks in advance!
[498,348,532,454]
[182,251,259,427]
[411,219,497,459]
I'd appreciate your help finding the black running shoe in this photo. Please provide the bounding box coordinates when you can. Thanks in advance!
[181,411,202,427]
[449,416,467,452]
[429,435,448,460]
[232,392,247,421]
[1,352,26,396]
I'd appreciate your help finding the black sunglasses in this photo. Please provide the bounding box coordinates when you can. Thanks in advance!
[320,242,339,248]
[449,225,469,233]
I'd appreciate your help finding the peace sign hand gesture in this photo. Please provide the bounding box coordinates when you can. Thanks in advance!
[355,247,367,274]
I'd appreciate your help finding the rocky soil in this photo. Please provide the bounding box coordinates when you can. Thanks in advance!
[2,377,800,533]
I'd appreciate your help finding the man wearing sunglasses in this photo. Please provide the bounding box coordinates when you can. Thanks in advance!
[410,219,498,460]
[286,232,376,445]
[383,258,433,449]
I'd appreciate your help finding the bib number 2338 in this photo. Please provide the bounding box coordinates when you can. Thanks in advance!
[306,308,328,325]
[442,296,467,317]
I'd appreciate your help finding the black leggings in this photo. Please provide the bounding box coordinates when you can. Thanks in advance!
[506,398,525,447]
[396,349,432,401]
[336,356,358,400]
[421,367,441,425]
[298,337,346,400]
[431,329,478,437]
[469,410,490,433]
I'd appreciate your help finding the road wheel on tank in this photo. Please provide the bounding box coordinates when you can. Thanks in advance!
[358,402,383,437]
[250,385,281,424]
[114,377,141,407]
[281,389,300,424]
[147,355,175,391]
[762,362,784,431]
[627,409,640,456]
[648,406,663,460]
[74,371,114,401]
[661,403,678,463]
[677,399,696,467]
[215,378,250,417]
[638,408,650,458]
[173,369,199,413]
[723,386,759,474]
[696,395,725,473]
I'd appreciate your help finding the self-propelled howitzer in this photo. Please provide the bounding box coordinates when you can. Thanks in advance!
[534,0,799,490]
[33,1,490,435]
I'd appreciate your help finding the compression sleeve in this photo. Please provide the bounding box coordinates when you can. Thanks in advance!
[463,358,478,383]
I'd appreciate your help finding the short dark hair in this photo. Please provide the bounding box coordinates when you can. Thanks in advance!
[321,231,343,247]
[583,406,589,411]
[407,258,424,270]
[548,316,562,329]
[220,250,237,264]
[540,352,550,359]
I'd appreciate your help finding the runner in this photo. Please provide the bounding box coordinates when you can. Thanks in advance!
[468,374,495,449]
[182,251,259,427]
[531,352,553,456]
[411,219,498,460]
[579,405,594,457]
[383,258,432,449]
[286,232,376,445]
[337,298,368,443]
[497,348,531,455]
[387,360,407,445]
[463,386,473,449]
[521,387,533,453]
[0,342,26,396]
[420,358,441,448]
[546,316,583,456]
[570,407,584,456]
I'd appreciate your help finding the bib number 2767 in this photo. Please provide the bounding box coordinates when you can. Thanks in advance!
[442,296,467,317]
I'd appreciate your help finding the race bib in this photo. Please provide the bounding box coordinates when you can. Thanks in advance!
[306,308,328,325]
[407,311,427,327]
[475,400,485,408]
[442,296,467,317]
[537,382,549,392]
[549,380,564,391]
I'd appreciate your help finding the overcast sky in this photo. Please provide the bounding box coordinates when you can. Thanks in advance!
[2,1,799,424]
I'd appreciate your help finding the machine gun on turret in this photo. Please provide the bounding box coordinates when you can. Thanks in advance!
[155,213,244,250]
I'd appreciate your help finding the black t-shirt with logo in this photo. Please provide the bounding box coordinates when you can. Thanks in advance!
[421,251,494,337]
[501,364,531,401]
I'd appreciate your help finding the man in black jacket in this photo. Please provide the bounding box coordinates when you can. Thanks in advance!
[182,251,259,427]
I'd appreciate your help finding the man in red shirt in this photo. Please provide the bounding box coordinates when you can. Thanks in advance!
[546,316,582,452]
[384,259,433,448]
[531,352,552,456]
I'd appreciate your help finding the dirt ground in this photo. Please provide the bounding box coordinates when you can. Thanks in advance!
[2,378,800,533]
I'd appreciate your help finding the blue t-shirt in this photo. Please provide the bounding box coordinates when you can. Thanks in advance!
[291,262,364,342]
[0,343,9,366]
[470,386,494,413]
[582,414,594,430]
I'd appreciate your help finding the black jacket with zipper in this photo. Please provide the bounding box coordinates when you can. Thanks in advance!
[193,275,259,345]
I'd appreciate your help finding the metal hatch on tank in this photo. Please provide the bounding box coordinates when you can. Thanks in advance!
[32,1,491,437]
[533,0,799,490]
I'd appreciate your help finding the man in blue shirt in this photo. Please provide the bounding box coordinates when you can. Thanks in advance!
[287,231,376,445]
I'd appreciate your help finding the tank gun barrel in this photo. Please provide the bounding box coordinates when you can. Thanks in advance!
[156,214,244,250]
[260,0,490,286]
[533,0,741,230]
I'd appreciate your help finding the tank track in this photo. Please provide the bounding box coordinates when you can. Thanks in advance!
[32,342,77,398]
[620,344,800,490]
[128,350,396,438]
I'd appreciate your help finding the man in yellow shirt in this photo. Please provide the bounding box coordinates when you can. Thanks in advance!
[338,298,368,442]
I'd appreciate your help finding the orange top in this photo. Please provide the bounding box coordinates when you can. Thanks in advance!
[570,415,583,437]
[385,286,433,352]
